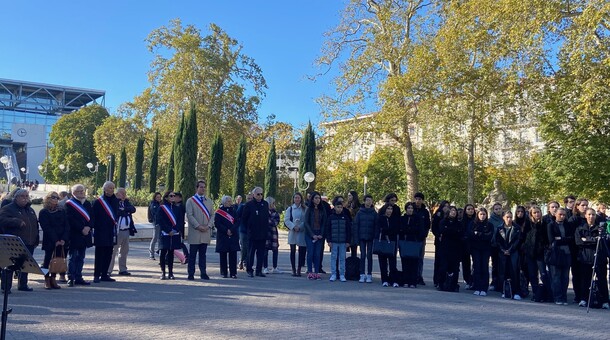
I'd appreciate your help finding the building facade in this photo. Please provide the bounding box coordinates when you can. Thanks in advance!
[0,78,105,184]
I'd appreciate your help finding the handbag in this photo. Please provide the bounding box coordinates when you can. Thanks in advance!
[49,246,67,274]
[373,234,395,256]
[398,240,422,258]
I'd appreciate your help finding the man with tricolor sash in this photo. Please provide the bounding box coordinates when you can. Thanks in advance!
[65,184,93,287]
[185,180,215,280]
[91,181,119,283]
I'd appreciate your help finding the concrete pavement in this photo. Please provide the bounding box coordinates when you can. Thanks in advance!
[3,232,608,340]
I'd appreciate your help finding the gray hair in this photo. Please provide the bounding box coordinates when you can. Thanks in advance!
[102,181,115,190]
[13,189,29,198]
[71,184,85,195]
[251,186,263,194]
[220,195,233,206]
[265,196,275,205]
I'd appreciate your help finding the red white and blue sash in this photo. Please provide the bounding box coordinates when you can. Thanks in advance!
[215,209,234,224]
[98,197,116,221]
[192,196,211,220]
[160,204,177,227]
[66,199,90,222]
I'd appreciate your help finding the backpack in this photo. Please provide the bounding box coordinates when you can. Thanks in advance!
[440,272,459,292]
[589,280,603,309]
[345,255,360,281]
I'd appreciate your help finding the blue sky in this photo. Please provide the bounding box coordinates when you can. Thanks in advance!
[1,1,348,128]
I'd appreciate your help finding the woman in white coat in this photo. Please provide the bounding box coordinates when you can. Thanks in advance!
[284,192,307,276]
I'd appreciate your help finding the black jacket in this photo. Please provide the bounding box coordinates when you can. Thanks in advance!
[39,208,69,251]
[327,212,351,244]
[375,214,399,241]
[65,199,93,249]
[575,223,607,265]
[215,206,240,253]
[468,220,494,250]
[353,207,377,242]
[399,214,426,242]
[304,205,328,239]
[147,200,160,223]
[493,223,520,254]
[92,194,119,247]
[522,218,547,260]
[438,217,463,256]
[0,201,39,246]
[242,199,270,241]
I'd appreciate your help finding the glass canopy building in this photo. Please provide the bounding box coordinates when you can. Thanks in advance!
[0,78,105,184]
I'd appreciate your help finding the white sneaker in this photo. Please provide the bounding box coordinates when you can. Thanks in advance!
[329,274,337,282]
[489,285,495,291]
[602,303,609,309]
[382,282,389,287]
[393,283,399,288]
[579,300,587,307]
[359,274,365,283]
[262,268,269,274]
[473,291,480,296]
[340,275,346,282]
[271,268,282,274]
[555,301,563,305]
[501,294,506,298]
[513,294,522,300]
[479,291,487,296]
[366,274,372,283]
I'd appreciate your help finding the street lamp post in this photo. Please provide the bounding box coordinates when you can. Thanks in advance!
[59,164,70,185]
[0,155,11,193]
[20,167,29,183]
[364,175,368,195]
[288,168,315,194]
[37,164,47,191]
[87,162,99,195]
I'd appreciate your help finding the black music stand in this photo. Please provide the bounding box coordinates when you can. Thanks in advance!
[0,235,43,340]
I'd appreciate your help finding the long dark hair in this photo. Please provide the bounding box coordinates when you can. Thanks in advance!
[162,191,174,205]
[308,191,322,208]
[348,191,361,209]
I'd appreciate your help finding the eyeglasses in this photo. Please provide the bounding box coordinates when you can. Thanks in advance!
[50,196,59,200]
[255,193,263,196]
[168,194,175,197]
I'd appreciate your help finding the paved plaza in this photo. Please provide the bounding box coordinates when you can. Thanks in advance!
[3,231,609,340]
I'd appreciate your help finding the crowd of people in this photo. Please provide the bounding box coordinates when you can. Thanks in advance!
[1,180,609,311]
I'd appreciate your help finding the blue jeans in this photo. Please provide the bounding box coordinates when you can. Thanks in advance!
[68,247,87,281]
[526,257,549,296]
[330,243,347,276]
[359,240,373,275]
[306,237,322,273]
[550,265,570,303]
[188,243,208,277]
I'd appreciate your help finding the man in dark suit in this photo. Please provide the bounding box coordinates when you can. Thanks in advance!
[92,181,119,283]
[242,186,269,277]
[65,184,94,287]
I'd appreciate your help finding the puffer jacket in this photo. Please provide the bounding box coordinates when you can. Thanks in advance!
[327,212,351,243]
[353,206,377,242]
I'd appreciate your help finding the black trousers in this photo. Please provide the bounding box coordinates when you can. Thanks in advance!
[160,249,174,275]
[378,253,397,284]
[247,239,266,273]
[289,244,306,272]
[219,251,238,277]
[94,245,113,278]
[461,245,473,285]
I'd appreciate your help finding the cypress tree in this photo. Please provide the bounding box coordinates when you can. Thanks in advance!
[208,133,224,200]
[148,130,159,193]
[264,138,277,198]
[108,154,115,182]
[173,112,185,190]
[118,147,127,188]
[177,103,198,198]
[298,121,317,191]
[232,137,247,198]
[134,136,144,190]
[166,147,175,192]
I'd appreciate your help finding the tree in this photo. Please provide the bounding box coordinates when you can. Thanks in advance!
[298,122,316,192]
[317,0,437,199]
[149,130,159,193]
[136,19,266,195]
[134,136,144,190]
[232,137,247,198]
[166,148,175,192]
[534,0,610,202]
[264,138,277,198]
[118,147,127,188]
[172,113,185,190]
[208,133,224,200]
[176,103,198,199]
[93,115,140,175]
[108,154,115,183]
[46,105,109,182]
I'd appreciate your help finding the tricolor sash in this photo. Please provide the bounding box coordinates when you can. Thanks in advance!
[192,196,211,220]
[98,197,116,222]
[66,199,90,222]
[160,204,177,227]
[215,208,234,224]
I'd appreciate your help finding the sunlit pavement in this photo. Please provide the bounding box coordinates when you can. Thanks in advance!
[4,233,607,340]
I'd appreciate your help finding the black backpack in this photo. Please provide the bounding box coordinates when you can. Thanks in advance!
[345,255,360,281]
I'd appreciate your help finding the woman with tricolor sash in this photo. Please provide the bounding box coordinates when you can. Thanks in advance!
[157,191,182,280]
[215,195,240,278]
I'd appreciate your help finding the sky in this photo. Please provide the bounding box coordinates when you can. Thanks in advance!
[1,1,349,129]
